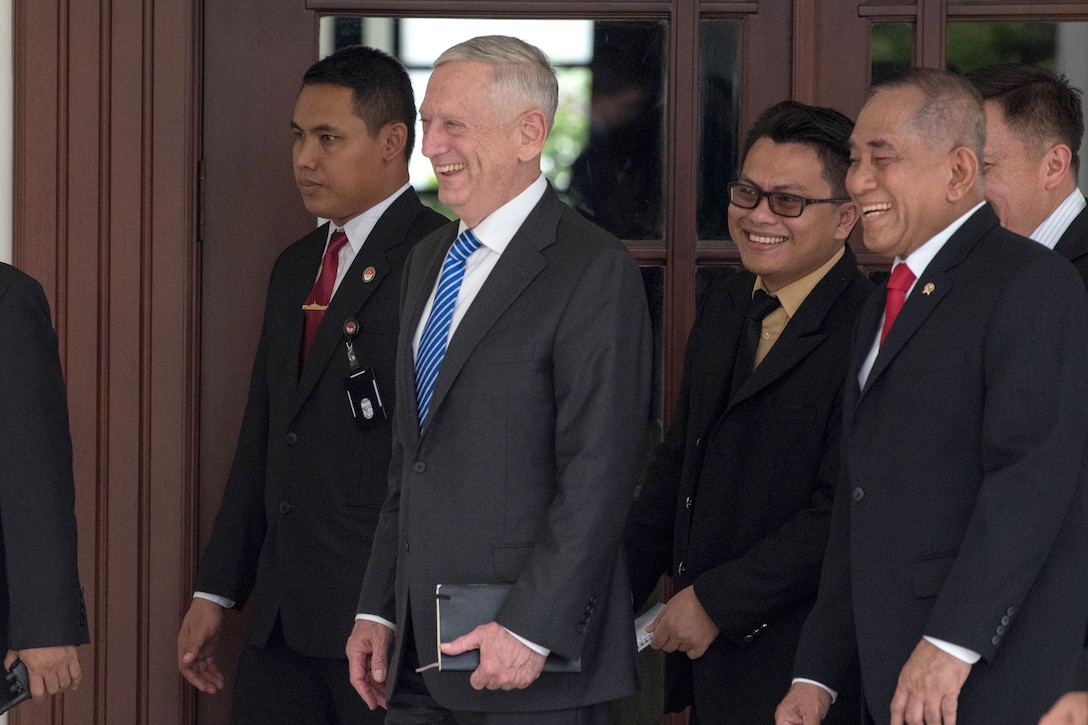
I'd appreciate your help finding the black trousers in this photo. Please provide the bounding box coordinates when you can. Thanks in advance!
[232,618,385,725]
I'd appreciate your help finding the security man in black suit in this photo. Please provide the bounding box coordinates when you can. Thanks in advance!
[176,45,446,724]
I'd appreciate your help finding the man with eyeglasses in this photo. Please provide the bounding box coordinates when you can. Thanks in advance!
[624,100,870,724]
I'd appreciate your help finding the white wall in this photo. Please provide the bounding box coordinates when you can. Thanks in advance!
[1,0,10,712]
[2,0,13,265]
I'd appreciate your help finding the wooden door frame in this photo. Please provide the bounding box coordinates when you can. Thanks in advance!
[12,0,201,722]
[19,1,1088,723]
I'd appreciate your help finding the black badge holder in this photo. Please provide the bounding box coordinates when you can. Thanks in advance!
[342,319,389,431]
[0,659,31,714]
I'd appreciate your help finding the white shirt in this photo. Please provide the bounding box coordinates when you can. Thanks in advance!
[1029,187,1086,250]
[325,182,413,295]
[192,183,412,611]
[411,174,548,355]
[359,174,552,659]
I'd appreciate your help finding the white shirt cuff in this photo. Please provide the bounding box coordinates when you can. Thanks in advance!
[503,627,550,657]
[924,635,981,664]
[194,592,234,609]
[792,678,838,704]
[355,614,396,633]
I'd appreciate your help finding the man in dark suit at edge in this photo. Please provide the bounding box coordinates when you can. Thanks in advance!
[963,63,1088,725]
[966,63,1088,287]
[346,35,651,725]
[176,46,446,724]
[0,263,88,702]
[775,69,1088,725]
[625,100,869,724]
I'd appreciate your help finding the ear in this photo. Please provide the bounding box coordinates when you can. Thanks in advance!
[946,146,980,202]
[516,109,549,162]
[381,122,409,163]
[833,201,860,241]
[1041,143,1073,191]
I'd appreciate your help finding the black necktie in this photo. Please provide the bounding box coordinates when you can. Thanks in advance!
[732,289,781,394]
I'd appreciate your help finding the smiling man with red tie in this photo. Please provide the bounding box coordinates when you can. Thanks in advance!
[776,68,1088,725]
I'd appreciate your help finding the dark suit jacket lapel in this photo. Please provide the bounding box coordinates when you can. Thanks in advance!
[699,280,750,432]
[295,191,423,412]
[728,247,857,410]
[421,189,560,436]
[860,205,997,399]
[845,289,883,413]
[1054,202,1088,264]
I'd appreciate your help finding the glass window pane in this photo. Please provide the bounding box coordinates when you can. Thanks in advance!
[871,22,914,86]
[640,265,664,442]
[947,22,1058,72]
[322,17,667,241]
[697,20,742,241]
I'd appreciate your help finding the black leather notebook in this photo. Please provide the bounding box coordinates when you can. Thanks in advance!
[424,583,581,673]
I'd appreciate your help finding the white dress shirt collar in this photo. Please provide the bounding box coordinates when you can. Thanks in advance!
[1029,187,1086,250]
[330,182,413,253]
[858,201,986,387]
[895,201,987,297]
[459,174,548,253]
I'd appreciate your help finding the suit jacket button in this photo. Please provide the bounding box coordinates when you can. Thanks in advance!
[685,496,693,509]
[1006,606,1016,616]
[852,487,864,501]
[1000,615,1010,626]
[677,561,686,575]
[278,501,292,514]
[413,461,426,473]
[695,437,702,449]
[286,432,298,445]
[992,635,1001,646]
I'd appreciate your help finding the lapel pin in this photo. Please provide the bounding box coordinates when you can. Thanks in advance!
[343,319,359,338]
[922,282,935,295]
[363,267,376,283]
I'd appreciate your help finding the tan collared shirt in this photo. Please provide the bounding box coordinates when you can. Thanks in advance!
[750,246,845,367]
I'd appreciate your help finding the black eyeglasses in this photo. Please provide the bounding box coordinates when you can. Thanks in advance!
[728,182,851,218]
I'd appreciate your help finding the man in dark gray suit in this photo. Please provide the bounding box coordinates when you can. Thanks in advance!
[347,35,651,725]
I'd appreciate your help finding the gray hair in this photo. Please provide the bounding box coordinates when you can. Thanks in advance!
[871,68,986,158]
[435,35,559,129]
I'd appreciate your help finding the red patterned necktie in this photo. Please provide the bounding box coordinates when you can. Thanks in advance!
[880,262,916,346]
[300,229,349,369]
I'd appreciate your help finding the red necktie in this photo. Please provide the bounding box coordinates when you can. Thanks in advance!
[300,229,349,369]
[880,262,916,346]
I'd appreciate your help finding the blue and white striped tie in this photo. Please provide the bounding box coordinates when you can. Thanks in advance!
[415,229,482,430]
